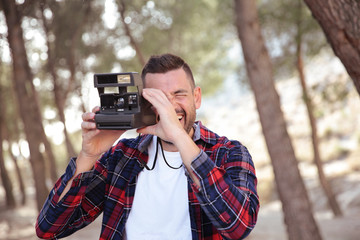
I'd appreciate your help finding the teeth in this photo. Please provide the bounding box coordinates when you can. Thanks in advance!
[177,116,183,120]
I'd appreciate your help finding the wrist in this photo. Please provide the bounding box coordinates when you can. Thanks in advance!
[171,126,190,144]
[76,150,101,174]
[174,132,200,161]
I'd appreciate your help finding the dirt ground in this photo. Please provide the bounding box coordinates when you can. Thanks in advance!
[1,201,360,240]
[1,170,360,240]
[249,201,360,240]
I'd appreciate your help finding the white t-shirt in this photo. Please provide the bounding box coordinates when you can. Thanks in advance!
[124,136,192,240]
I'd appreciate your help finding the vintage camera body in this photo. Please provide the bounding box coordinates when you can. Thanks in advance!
[94,72,156,130]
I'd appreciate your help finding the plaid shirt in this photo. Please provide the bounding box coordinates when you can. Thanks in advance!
[36,121,259,240]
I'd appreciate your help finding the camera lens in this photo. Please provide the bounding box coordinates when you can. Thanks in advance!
[115,97,125,108]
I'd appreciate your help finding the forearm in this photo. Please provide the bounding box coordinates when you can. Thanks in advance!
[36,162,87,239]
[191,150,259,239]
[58,151,100,201]
[174,132,201,188]
[36,158,106,239]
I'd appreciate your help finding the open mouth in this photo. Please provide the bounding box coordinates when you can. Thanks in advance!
[157,115,183,122]
[176,109,185,122]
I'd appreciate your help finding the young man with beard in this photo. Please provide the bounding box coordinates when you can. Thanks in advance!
[36,53,259,240]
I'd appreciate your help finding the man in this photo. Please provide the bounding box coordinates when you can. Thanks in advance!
[36,53,259,239]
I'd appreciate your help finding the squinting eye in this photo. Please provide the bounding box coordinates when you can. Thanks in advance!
[175,94,187,98]
[176,92,187,96]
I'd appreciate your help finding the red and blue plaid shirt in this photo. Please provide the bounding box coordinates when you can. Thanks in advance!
[36,121,259,239]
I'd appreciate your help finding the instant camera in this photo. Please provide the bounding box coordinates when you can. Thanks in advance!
[94,72,156,130]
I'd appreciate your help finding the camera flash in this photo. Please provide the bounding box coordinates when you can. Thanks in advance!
[117,74,131,84]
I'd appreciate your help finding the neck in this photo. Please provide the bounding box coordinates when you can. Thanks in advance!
[161,140,178,152]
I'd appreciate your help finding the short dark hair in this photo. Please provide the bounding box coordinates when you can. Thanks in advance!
[141,53,195,89]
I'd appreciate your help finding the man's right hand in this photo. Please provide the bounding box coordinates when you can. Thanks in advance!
[76,106,125,174]
[59,107,125,202]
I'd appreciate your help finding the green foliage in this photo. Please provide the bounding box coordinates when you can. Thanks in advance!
[44,1,114,72]
[0,0,338,151]
[112,0,237,95]
[257,0,328,79]
[0,0,241,152]
[310,74,352,116]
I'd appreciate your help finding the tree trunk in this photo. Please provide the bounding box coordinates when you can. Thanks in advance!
[39,1,76,159]
[2,0,49,211]
[9,151,27,205]
[0,86,16,208]
[296,42,343,217]
[40,119,58,183]
[63,0,92,155]
[0,57,26,206]
[295,0,342,217]
[118,0,146,66]
[234,1,322,240]
[302,0,360,96]
[0,96,27,205]
[0,140,16,209]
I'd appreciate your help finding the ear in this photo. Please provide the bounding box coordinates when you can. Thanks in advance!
[194,86,202,109]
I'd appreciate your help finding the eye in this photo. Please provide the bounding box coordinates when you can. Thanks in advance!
[172,89,188,100]
[175,93,187,99]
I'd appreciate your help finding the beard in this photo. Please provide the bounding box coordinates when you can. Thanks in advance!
[180,108,196,134]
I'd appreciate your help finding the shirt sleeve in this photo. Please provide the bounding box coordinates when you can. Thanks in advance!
[189,142,259,240]
[35,157,108,239]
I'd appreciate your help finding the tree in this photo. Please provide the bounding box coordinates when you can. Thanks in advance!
[258,0,342,217]
[112,0,236,95]
[0,80,16,208]
[303,0,360,96]
[294,0,342,217]
[38,0,119,115]
[0,0,258,211]
[234,1,322,239]
[39,0,90,159]
[257,0,327,79]
[2,0,50,211]
[117,0,145,66]
[8,146,27,205]
[0,45,27,205]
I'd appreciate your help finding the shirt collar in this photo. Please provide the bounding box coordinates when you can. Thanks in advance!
[192,121,201,142]
[138,134,153,153]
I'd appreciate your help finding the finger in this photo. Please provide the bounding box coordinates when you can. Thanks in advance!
[143,89,172,114]
[81,120,97,130]
[136,125,156,136]
[92,106,100,113]
[143,89,166,105]
[82,112,96,122]
[143,89,181,129]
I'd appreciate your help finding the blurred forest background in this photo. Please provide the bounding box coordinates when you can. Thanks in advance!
[0,0,359,239]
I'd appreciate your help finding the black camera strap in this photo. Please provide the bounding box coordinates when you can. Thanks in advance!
[141,137,183,171]
[157,138,183,170]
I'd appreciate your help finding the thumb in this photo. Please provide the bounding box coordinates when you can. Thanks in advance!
[136,125,156,136]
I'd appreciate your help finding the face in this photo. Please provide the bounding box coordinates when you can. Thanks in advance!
[144,68,201,136]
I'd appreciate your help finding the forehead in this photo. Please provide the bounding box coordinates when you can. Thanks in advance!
[144,68,192,91]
